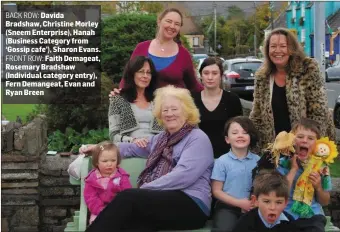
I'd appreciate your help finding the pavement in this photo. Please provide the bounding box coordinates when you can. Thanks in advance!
[326,81,340,109]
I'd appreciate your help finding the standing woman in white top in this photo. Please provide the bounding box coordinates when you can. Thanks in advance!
[108,56,163,147]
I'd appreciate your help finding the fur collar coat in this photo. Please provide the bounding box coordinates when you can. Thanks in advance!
[249,57,335,149]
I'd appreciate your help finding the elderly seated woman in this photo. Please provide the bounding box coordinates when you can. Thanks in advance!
[80,85,214,232]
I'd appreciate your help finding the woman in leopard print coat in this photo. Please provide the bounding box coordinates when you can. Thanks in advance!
[250,28,335,149]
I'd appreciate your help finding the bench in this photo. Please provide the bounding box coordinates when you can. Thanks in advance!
[64,157,340,232]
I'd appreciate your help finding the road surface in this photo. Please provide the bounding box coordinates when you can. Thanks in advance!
[326,81,340,140]
[326,81,340,109]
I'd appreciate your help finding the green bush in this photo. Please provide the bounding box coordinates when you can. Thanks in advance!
[101,13,157,83]
[48,127,110,152]
[41,72,112,134]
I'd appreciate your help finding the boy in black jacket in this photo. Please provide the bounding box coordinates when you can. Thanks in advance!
[232,170,299,232]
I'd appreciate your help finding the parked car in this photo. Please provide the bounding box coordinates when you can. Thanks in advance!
[326,60,340,82]
[193,54,208,62]
[196,58,206,81]
[195,57,225,82]
[222,58,263,99]
[334,94,340,129]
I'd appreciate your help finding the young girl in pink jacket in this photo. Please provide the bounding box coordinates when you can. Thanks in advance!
[84,141,132,224]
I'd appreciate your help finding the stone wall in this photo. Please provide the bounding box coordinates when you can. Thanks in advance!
[1,116,80,232]
[39,154,80,232]
[2,116,47,232]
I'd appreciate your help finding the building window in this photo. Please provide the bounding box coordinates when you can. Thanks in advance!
[301,29,306,43]
[193,37,199,47]
[292,4,296,20]
[301,3,305,18]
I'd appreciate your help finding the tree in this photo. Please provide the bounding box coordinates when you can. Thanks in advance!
[6,1,52,5]
[101,14,157,83]
[226,5,245,20]
[10,1,116,13]
[115,1,139,13]
[199,15,226,54]
[62,1,116,14]
[139,2,164,14]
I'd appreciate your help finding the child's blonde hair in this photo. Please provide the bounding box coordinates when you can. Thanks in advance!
[90,141,121,168]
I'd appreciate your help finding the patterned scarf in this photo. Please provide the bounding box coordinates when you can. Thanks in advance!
[137,123,195,188]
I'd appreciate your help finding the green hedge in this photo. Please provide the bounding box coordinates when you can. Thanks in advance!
[101,13,157,83]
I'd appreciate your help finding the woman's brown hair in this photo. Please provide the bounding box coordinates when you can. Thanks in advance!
[90,141,121,168]
[258,27,306,77]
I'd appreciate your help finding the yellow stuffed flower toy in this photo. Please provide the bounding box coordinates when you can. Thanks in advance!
[291,137,338,217]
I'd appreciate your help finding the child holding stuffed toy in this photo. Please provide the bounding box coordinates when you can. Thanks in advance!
[211,116,260,232]
[277,118,336,232]
[84,141,132,224]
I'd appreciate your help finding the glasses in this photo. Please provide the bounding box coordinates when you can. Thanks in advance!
[136,70,152,76]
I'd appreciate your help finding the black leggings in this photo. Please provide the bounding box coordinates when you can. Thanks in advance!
[85,188,208,232]
[293,215,326,232]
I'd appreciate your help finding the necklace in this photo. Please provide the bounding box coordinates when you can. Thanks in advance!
[156,38,169,52]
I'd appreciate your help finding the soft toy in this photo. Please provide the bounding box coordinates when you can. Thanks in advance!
[266,131,296,167]
[291,137,338,217]
[251,131,296,196]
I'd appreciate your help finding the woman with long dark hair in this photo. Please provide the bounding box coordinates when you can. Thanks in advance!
[108,56,163,146]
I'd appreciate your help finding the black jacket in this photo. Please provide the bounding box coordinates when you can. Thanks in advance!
[232,207,299,232]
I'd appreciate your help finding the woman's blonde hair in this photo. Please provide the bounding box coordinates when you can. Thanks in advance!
[258,27,306,77]
[153,85,200,126]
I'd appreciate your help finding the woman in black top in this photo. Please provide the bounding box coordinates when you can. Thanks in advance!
[193,57,243,159]
[249,28,335,149]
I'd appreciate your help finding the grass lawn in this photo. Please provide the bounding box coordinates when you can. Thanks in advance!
[1,104,36,123]
[329,158,340,177]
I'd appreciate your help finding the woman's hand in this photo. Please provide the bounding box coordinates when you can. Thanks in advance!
[238,199,253,212]
[132,138,149,148]
[79,144,96,156]
[109,88,121,97]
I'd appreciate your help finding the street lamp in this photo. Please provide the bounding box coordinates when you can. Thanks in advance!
[254,1,257,57]
[269,1,274,30]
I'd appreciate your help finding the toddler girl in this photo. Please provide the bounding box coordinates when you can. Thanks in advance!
[84,141,132,224]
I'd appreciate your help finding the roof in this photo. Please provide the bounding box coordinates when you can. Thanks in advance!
[224,58,263,63]
[181,16,203,35]
[327,9,340,32]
